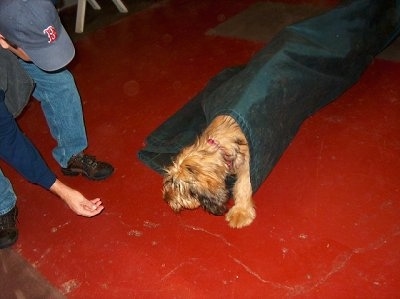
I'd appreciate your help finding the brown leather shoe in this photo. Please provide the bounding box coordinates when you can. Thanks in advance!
[61,153,114,180]
[0,206,18,249]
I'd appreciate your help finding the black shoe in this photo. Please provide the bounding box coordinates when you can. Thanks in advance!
[61,152,114,180]
[0,206,18,249]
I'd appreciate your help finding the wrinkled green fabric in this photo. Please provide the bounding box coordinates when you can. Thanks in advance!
[138,0,400,192]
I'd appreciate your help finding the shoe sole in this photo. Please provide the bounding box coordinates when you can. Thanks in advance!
[61,168,114,181]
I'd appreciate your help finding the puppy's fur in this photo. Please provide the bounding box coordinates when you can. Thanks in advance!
[162,115,255,228]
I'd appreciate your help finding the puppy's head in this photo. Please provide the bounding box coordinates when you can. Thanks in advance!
[162,142,231,216]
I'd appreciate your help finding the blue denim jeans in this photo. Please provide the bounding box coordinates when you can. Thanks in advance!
[0,91,17,215]
[0,170,16,215]
[19,61,88,168]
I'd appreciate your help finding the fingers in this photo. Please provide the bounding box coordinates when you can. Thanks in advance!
[0,37,9,49]
[80,198,104,217]
[90,198,103,206]
[81,205,104,217]
[90,198,103,211]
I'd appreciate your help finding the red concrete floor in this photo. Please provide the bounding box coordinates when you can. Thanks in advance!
[2,0,400,297]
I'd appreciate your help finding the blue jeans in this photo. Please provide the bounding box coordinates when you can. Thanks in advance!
[19,61,88,167]
[0,170,16,215]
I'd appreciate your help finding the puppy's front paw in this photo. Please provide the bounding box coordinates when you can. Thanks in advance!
[225,205,255,228]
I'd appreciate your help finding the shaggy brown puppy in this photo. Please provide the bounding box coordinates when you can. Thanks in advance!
[162,115,255,228]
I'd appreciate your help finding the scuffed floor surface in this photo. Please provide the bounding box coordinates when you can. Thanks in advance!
[1,0,400,298]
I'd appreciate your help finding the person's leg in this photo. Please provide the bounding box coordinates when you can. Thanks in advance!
[18,61,114,180]
[0,170,16,217]
[0,169,18,249]
[0,90,18,216]
[0,90,18,249]
[18,61,87,167]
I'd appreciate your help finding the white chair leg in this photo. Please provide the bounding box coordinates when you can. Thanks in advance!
[75,0,87,33]
[112,0,128,13]
[87,0,101,10]
[75,0,101,33]
[75,0,128,33]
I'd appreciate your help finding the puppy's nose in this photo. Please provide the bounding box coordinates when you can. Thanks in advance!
[207,204,227,216]
[198,195,227,216]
